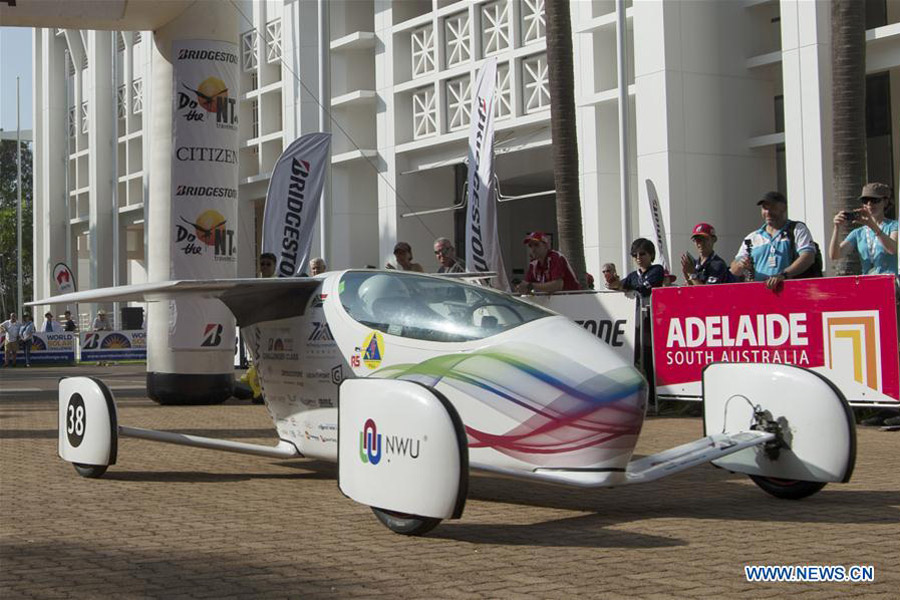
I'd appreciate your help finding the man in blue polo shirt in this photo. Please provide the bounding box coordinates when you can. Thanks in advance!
[730,191,816,290]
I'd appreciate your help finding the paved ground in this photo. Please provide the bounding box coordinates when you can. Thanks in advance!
[1,365,898,599]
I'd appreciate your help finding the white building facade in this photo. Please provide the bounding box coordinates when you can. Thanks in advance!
[32,0,900,323]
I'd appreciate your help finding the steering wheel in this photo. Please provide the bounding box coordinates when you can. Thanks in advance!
[465,302,523,327]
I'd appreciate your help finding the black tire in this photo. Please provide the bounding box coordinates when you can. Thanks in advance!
[749,475,827,499]
[371,507,442,536]
[73,463,108,479]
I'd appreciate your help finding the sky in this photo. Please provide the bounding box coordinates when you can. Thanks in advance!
[0,27,33,134]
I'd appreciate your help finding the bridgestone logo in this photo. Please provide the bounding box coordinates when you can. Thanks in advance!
[176,185,238,199]
[277,158,311,277]
[468,98,489,272]
[175,146,237,164]
[177,49,237,63]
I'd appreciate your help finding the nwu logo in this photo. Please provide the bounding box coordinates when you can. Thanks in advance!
[308,322,334,342]
[201,323,224,347]
[359,418,421,466]
[359,418,382,464]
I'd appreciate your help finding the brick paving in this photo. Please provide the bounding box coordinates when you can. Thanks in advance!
[1,365,898,598]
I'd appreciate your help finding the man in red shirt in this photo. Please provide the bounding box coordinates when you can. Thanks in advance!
[515,232,581,293]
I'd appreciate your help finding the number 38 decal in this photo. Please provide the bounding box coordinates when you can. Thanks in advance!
[66,394,86,447]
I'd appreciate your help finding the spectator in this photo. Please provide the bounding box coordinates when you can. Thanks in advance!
[386,242,424,272]
[515,232,581,294]
[259,252,277,278]
[309,257,328,276]
[92,309,111,331]
[829,183,898,275]
[42,311,62,333]
[680,222,736,285]
[607,238,665,302]
[434,237,466,273]
[20,313,35,367]
[1,313,21,368]
[62,310,77,332]
[730,191,817,290]
[601,263,620,288]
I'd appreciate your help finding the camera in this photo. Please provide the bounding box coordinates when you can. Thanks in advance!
[841,210,862,223]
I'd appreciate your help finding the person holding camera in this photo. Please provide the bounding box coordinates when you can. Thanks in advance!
[829,183,898,275]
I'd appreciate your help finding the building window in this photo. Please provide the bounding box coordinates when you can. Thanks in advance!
[80,102,89,134]
[446,76,471,132]
[250,71,258,89]
[68,106,76,138]
[117,85,127,119]
[444,12,471,68]
[251,99,260,139]
[412,86,437,139]
[411,25,435,78]
[116,33,126,53]
[133,31,142,45]
[482,1,510,57]
[265,19,282,64]
[521,0,546,45]
[496,62,511,119]
[242,29,258,72]
[132,78,143,115]
[521,53,549,113]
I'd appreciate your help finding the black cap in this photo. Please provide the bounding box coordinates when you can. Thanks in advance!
[757,191,786,206]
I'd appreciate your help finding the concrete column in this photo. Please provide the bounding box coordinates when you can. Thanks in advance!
[779,0,832,248]
[86,31,114,298]
[146,3,238,404]
[35,30,70,314]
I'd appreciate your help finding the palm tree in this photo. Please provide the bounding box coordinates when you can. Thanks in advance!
[831,0,866,275]
[544,0,587,286]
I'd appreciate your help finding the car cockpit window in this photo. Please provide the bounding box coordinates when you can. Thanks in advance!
[338,271,552,342]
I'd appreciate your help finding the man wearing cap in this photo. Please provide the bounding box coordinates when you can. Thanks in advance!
[828,182,897,275]
[516,232,581,293]
[730,191,817,289]
[41,311,63,333]
[681,223,735,285]
[92,310,111,331]
[387,242,424,272]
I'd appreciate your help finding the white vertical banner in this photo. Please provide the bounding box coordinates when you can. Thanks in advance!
[261,133,332,277]
[169,40,239,350]
[465,58,509,291]
[645,179,671,274]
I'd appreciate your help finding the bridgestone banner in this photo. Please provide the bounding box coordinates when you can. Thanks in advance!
[169,40,239,350]
[465,58,508,290]
[262,133,332,277]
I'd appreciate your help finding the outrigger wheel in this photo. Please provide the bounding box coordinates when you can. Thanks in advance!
[746,407,826,499]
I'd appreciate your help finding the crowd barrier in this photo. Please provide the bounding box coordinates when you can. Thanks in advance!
[0,330,147,363]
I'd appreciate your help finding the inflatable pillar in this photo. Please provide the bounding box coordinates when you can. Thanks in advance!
[147,4,239,404]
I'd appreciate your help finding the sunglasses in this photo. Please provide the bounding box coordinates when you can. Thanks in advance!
[434,248,450,255]
[260,261,275,267]
[631,252,649,258]
[861,197,885,205]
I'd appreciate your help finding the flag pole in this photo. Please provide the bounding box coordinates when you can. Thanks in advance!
[17,76,24,319]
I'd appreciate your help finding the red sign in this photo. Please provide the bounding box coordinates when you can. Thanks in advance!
[651,275,899,404]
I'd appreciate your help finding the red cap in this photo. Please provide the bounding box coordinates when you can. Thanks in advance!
[691,222,716,238]
[523,231,550,245]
